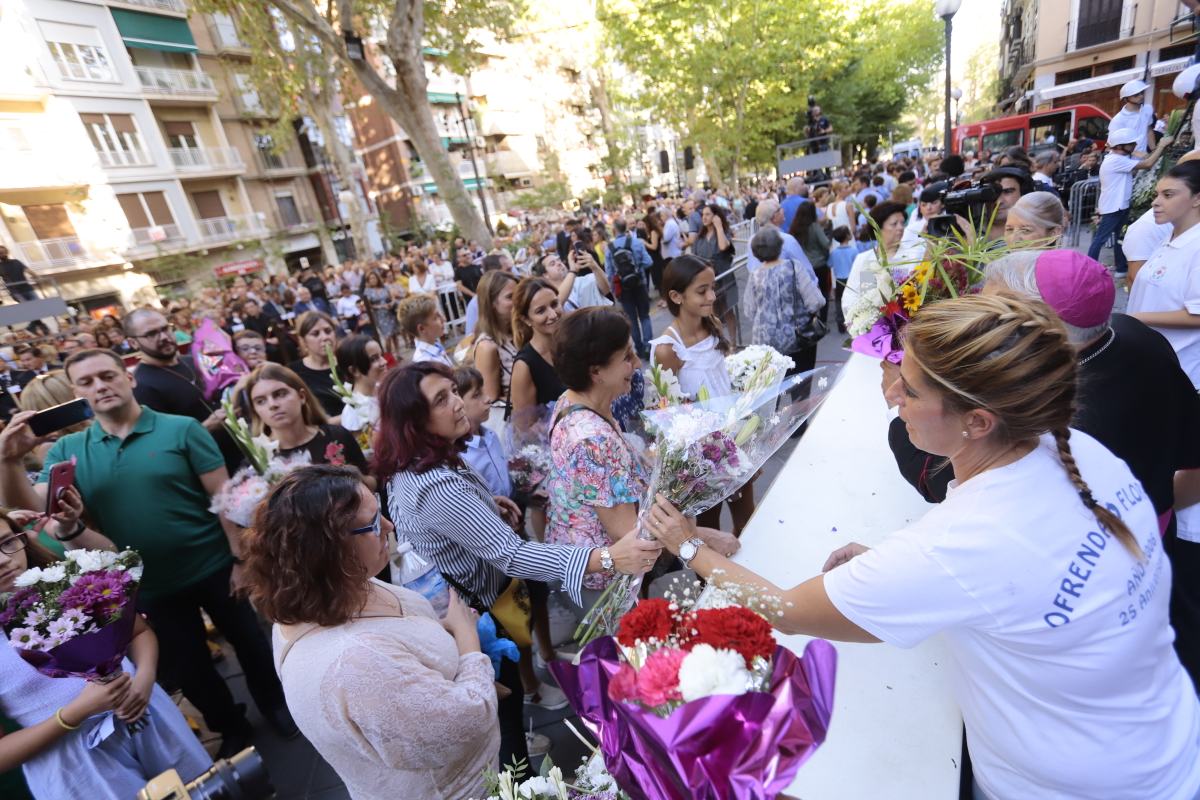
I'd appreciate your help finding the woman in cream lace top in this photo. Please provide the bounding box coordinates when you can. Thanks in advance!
[242,465,499,800]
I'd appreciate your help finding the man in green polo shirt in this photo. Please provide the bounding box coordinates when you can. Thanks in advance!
[0,349,297,757]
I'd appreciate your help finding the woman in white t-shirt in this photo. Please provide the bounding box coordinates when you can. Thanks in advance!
[1128,160,1200,388]
[646,293,1200,800]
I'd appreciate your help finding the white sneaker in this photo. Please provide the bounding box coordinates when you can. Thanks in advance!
[523,682,570,711]
[525,730,552,755]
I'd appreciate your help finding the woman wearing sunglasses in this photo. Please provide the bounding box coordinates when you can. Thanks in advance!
[242,465,499,800]
[0,512,211,798]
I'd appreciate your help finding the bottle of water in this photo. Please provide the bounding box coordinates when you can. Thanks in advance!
[392,541,450,617]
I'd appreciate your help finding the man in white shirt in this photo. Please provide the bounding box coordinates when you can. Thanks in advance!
[333,284,362,319]
[1087,128,1173,274]
[1109,79,1156,155]
[661,209,683,262]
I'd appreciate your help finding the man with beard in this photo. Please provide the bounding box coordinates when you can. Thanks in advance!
[125,309,241,471]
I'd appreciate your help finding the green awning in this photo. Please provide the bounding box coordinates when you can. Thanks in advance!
[428,92,460,105]
[110,9,198,53]
[421,178,487,195]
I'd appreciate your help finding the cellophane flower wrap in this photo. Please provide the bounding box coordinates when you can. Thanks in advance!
[725,346,794,393]
[551,584,837,800]
[504,404,554,497]
[192,318,248,401]
[211,394,311,526]
[576,362,842,644]
[1,548,143,681]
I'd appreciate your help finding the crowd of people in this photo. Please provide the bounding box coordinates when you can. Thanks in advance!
[0,111,1199,799]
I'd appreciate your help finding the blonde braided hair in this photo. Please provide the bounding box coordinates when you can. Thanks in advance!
[905,293,1141,558]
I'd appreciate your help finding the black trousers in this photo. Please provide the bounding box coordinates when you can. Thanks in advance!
[1165,531,1200,692]
[497,655,529,766]
[139,561,285,734]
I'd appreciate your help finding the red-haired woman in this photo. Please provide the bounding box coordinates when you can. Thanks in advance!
[373,361,662,766]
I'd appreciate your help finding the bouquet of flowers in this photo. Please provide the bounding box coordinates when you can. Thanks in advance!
[847,223,1016,363]
[644,363,685,410]
[1,548,148,730]
[210,393,311,526]
[550,582,837,800]
[476,747,629,800]
[725,346,794,392]
[575,362,842,645]
[327,344,377,455]
[504,404,554,497]
[192,318,248,401]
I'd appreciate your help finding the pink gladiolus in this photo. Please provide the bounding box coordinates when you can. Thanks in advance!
[636,647,686,707]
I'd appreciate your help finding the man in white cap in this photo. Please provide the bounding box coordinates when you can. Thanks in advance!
[1087,127,1174,273]
[1089,125,1171,272]
[1110,79,1155,154]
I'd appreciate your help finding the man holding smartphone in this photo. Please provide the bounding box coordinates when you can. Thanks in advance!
[559,244,611,312]
[0,349,298,756]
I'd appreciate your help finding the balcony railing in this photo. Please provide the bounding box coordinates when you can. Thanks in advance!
[96,148,153,168]
[16,237,92,269]
[197,213,267,243]
[129,223,185,248]
[135,66,217,98]
[169,146,244,170]
[255,150,304,173]
[112,0,187,12]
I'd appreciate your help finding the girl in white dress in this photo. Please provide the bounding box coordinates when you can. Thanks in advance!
[650,255,756,535]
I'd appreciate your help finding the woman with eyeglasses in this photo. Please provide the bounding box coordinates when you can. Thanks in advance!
[374,361,662,767]
[243,465,500,800]
[0,513,211,797]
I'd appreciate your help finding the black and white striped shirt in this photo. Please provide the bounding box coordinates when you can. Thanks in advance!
[387,462,591,608]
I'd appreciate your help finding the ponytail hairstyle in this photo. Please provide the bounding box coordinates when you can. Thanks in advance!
[904,293,1141,559]
[661,255,731,354]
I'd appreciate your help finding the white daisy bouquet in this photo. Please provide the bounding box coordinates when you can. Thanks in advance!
[0,548,144,681]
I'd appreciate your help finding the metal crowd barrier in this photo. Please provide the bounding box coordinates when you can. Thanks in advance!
[1066,177,1100,248]
[437,282,468,336]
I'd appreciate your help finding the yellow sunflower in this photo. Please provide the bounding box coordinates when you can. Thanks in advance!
[900,283,921,313]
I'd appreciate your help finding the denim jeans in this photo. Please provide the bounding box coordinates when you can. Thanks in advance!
[620,281,653,357]
[1087,207,1131,273]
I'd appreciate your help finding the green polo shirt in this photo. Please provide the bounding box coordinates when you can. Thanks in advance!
[37,406,230,600]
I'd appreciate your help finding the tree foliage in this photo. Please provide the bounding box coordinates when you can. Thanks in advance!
[601,0,943,182]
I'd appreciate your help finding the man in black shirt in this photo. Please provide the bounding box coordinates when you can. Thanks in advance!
[0,246,37,302]
[125,309,242,471]
[454,248,483,299]
[885,250,1200,687]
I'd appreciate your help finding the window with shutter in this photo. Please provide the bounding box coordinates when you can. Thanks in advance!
[1076,0,1123,49]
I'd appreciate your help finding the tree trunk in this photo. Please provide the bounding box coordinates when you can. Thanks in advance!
[702,151,724,190]
[591,70,619,188]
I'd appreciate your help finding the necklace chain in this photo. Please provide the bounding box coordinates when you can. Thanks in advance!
[1077,327,1115,367]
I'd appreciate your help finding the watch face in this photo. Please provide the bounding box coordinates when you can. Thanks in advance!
[680,541,697,562]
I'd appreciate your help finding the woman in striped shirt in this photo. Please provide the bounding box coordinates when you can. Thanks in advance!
[373,361,661,767]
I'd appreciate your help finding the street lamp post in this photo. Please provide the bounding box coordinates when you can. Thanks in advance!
[951,86,963,126]
[935,0,963,156]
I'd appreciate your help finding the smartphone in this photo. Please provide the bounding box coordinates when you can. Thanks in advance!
[45,458,76,516]
[29,398,94,437]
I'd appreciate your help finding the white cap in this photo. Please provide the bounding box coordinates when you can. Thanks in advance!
[1119,79,1148,99]
[1107,128,1139,147]
[1174,64,1200,99]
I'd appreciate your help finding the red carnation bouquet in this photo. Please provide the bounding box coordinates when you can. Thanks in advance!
[550,580,837,800]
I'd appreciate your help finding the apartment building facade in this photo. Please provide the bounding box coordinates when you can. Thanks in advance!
[0,0,338,313]
[1000,0,1197,118]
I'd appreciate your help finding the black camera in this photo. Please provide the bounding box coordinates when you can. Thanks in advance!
[137,747,274,800]
[942,182,998,216]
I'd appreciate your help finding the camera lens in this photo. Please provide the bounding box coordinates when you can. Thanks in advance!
[185,748,274,800]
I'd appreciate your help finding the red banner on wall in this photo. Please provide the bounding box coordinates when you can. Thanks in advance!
[213,259,263,278]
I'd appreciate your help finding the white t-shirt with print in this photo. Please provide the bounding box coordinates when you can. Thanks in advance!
[1127,221,1200,387]
[824,430,1200,800]
[1097,152,1140,214]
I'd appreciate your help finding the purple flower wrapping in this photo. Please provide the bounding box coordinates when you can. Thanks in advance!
[16,595,137,680]
[850,316,905,364]
[551,636,837,800]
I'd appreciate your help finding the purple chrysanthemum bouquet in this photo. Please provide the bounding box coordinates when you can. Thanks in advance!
[1,548,147,729]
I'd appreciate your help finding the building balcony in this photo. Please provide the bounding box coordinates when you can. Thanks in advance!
[128,223,185,250]
[135,66,218,100]
[109,0,188,15]
[53,58,114,83]
[198,212,267,243]
[254,150,308,176]
[169,146,245,173]
[485,149,535,179]
[96,148,154,168]
[16,237,95,270]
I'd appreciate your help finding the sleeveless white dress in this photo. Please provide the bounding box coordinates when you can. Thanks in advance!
[649,327,732,398]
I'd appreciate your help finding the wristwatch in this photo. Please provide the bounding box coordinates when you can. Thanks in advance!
[679,537,706,568]
[599,547,614,572]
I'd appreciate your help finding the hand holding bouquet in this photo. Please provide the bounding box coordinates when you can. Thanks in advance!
[212,394,312,526]
[504,404,554,497]
[1,548,149,730]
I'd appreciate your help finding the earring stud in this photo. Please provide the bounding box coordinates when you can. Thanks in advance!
[961,431,969,438]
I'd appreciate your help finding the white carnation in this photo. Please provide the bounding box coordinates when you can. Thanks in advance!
[37,564,66,584]
[13,568,41,588]
[69,550,105,573]
[677,644,752,702]
[516,775,560,798]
